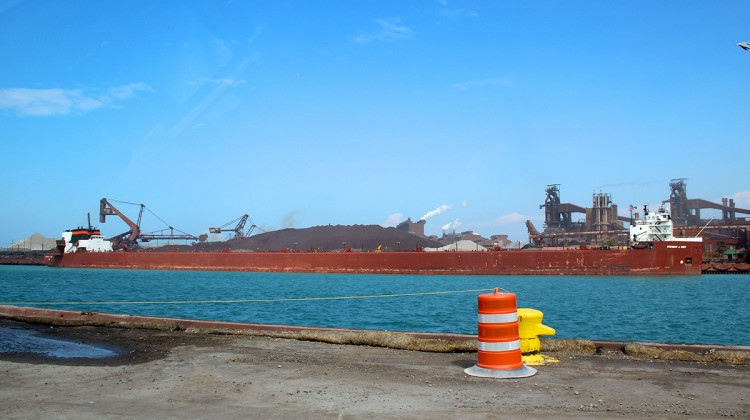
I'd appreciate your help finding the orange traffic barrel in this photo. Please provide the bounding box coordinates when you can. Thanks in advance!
[464,288,537,378]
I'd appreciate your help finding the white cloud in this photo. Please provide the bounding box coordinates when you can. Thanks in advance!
[383,213,403,227]
[732,191,750,208]
[0,88,100,116]
[453,77,513,90]
[169,54,257,137]
[495,212,527,224]
[0,83,151,116]
[108,82,152,99]
[439,8,478,18]
[354,18,415,43]
[190,77,247,87]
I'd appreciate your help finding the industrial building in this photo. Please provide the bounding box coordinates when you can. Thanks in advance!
[526,180,749,264]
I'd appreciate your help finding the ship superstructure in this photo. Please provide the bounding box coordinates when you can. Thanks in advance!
[630,205,703,244]
[61,227,113,253]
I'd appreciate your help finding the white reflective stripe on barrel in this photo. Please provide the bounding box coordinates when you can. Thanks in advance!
[478,340,521,352]
[478,312,517,324]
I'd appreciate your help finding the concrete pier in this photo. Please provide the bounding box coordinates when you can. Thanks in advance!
[0,307,748,418]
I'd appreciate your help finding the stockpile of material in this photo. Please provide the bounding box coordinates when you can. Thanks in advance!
[163,224,443,252]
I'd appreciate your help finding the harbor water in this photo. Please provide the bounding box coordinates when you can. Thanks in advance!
[1,265,748,346]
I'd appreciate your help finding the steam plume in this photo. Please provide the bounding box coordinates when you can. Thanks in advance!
[421,204,453,221]
[442,218,461,232]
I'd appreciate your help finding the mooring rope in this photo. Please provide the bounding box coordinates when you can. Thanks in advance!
[0,288,498,306]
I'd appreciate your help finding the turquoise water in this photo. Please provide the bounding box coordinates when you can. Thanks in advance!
[1,265,748,345]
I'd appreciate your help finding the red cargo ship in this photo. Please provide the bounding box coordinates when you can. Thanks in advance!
[44,205,703,276]
[44,241,702,275]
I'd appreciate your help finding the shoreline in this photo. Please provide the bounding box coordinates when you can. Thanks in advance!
[1,319,748,418]
[2,304,749,363]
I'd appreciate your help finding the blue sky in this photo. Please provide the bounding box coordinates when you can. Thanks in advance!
[1,1,748,246]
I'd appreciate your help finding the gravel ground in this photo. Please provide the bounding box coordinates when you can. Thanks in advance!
[1,325,749,419]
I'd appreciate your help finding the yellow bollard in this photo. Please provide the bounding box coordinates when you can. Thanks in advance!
[517,308,558,365]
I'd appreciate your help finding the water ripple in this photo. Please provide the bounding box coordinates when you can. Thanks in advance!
[1,266,748,345]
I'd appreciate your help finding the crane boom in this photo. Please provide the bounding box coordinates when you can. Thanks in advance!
[99,198,198,248]
[100,198,142,244]
[525,220,543,248]
[209,214,255,239]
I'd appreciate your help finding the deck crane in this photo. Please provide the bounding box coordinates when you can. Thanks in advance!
[100,198,143,249]
[99,198,198,249]
[209,214,257,239]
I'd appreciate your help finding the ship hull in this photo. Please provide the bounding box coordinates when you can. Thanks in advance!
[44,241,703,276]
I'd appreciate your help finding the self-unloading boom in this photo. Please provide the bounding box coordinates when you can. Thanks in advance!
[99,198,197,249]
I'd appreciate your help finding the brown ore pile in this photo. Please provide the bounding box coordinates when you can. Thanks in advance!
[158,224,442,252]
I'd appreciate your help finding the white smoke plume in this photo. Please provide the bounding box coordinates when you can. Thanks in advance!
[442,218,461,233]
[421,203,453,221]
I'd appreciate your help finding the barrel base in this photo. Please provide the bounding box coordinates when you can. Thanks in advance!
[464,364,537,378]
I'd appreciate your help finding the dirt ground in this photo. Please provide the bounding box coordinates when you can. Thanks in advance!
[0,325,748,419]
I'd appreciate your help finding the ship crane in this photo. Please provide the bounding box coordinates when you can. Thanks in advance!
[209,214,257,239]
[139,228,199,243]
[100,198,143,249]
[99,198,198,249]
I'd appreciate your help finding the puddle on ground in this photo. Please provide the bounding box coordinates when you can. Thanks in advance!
[0,322,122,359]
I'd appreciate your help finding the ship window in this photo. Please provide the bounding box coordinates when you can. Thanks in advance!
[685,257,692,264]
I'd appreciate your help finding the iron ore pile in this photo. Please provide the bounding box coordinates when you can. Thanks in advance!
[157,225,442,253]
